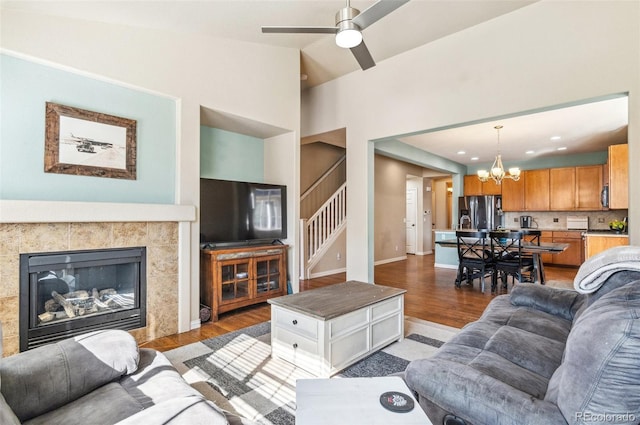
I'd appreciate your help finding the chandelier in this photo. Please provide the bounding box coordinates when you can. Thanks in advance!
[477,125,521,184]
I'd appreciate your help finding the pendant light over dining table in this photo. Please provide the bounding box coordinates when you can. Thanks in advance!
[477,125,521,184]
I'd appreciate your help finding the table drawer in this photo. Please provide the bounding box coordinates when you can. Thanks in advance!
[552,231,583,239]
[274,307,318,339]
[273,327,318,356]
[371,296,402,320]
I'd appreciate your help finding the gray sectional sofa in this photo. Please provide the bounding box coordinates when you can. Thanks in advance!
[0,327,254,425]
[405,246,640,425]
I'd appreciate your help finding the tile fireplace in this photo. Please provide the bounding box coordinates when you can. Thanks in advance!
[19,246,146,351]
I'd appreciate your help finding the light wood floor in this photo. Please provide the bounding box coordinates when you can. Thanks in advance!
[140,254,577,352]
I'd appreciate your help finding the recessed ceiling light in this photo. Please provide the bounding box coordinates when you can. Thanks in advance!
[470,157,479,161]
[457,150,465,155]
[550,136,562,141]
[526,150,535,154]
[557,146,567,151]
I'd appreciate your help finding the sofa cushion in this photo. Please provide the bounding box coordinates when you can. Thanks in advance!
[0,392,20,425]
[0,329,139,421]
[510,282,585,321]
[116,395,231,425]
[121,348,205,408]
[546,280,640,425]
[23,382,144,425]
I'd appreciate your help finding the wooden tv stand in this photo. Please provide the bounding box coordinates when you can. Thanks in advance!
[200,244,288,321]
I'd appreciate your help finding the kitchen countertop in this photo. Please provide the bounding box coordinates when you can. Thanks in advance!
[436,228,628,235]
[583,230,629,237]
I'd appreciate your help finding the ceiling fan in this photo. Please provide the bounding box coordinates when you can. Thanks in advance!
[262,0,410,70]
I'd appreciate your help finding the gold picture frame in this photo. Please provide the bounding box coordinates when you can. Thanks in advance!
[44,102,137,180]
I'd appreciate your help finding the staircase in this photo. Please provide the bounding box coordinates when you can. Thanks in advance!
[299,155,346,279]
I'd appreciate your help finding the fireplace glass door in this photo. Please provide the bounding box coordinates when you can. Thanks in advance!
[20,247,146,351]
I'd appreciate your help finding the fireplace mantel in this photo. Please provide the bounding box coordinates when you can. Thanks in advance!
[0,200,196,223]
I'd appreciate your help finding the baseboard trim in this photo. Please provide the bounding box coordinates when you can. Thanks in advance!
[190,319,201,330]
[434,263,458,270]
[374,256,408,266]
[308,267,347,279]
[415,250,433,256]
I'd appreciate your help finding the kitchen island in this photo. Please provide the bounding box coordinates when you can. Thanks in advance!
[583,231,629,259]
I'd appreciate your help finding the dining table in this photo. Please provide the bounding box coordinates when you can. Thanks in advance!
[435,238,569,285]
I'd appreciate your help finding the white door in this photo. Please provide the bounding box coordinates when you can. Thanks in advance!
[406,188,417,254]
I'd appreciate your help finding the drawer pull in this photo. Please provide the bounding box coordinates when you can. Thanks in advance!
[293,343,298,349]
[292,319,298,325]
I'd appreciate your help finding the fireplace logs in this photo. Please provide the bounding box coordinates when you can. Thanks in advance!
[40,288,133,323]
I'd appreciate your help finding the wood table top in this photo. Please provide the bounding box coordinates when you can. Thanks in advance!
[268,280,406,321]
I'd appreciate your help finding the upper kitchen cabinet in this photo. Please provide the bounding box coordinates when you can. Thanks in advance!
[463,175,501,196]
[550,167,576,211]
[547,165,604,211]
[524,169,550,211]
[576,165,604,210]
[501,175,525,211]
[463,175,483,196]
[608,144,628,209]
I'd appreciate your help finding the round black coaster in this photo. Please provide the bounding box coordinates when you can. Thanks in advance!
[379,391,415,413]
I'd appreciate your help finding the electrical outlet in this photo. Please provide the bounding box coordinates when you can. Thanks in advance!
[337,252,341,261]
[395,245,399,251]
[553,218,559,223]
[598,217,605,223]
[514,218,518,222]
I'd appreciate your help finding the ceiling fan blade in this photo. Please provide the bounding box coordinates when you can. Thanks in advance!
[352,0,410,30]
[262,26,338,34]
[350,41,376,70]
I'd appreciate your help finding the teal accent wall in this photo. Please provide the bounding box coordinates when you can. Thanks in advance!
[0,54,176,203]
[200,127,264,182]
[466,151,607,174]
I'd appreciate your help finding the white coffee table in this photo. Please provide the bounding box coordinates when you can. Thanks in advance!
[296,376,432,425]
[269,281,406,377]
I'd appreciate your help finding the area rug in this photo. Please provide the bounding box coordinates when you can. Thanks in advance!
[164,316,459,425]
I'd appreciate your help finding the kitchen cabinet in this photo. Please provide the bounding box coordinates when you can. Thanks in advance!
[502,165,603,212]
[608,144,628,209]
[524,169,550,211]
[501,176,525,211]
[550,231,584,266]
[584,234,629,259]
[541,231,583,266]
[463,175,501,196]
[200,244,287,321]
[576,165,604,210]
[463,175,483,196]
[550,167,576,211]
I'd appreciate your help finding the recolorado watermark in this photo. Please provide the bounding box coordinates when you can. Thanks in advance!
[575,412,637,423]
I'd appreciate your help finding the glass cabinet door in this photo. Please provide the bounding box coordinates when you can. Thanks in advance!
[220,261,250,302]
[255,256,281,295]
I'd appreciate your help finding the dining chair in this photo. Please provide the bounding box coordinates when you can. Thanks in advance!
[455,230,494,293]
[489,230,535,291]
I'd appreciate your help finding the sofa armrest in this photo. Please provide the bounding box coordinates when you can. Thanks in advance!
[510,283,584,321]
[0,329,139,422]
[405,359,568,425]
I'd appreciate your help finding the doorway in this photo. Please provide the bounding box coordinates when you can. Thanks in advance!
[406,186,417,254]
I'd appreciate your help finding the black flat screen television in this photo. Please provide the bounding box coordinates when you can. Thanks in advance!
[200,178,287,246]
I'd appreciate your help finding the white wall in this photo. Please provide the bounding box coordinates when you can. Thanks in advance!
[1,8,301,331]
[302,1,640,281]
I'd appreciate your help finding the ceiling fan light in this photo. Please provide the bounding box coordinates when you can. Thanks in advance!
[335,28,362,48]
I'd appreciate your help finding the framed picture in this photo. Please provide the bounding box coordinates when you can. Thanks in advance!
[44,102,137,180]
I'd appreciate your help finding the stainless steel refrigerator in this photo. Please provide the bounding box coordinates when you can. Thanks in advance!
[458,195,504,230]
